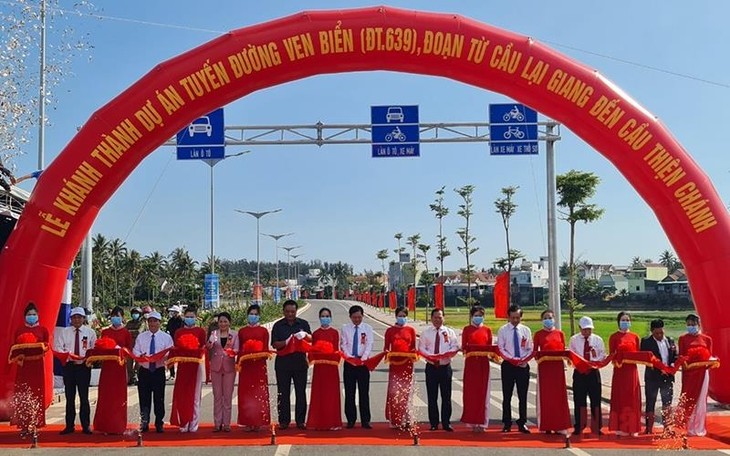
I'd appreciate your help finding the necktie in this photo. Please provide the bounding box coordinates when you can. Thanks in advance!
[434,330,441,354]
[513,326,521,358]
[149,334,156,372]
[583,336,591,360]
[352,326,359,357]
[74,329,80,356]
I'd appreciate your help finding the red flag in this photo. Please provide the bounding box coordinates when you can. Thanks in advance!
[434,282,444,310]
[378,292,384,308]
[389,290,397,310]
[494,272,509,318]
[407,287,416,311]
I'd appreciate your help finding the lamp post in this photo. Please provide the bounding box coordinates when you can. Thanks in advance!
[281,246,302,284]
[235,209,282,286]
[207,150,249,274]
[291,253,304,286]
[262,232,293,290]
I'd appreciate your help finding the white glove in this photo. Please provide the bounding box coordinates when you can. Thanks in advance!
[295,331,307,340]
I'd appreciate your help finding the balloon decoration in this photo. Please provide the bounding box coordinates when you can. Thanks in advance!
[0,6,728,415]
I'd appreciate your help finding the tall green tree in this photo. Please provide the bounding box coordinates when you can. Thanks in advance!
[376,249,389,290]
[494,185,519,304]
[429,186,450,282]
[556,170,604,335]
[659,249,680,273]
[455,185,478,300]
[407,234,421,286]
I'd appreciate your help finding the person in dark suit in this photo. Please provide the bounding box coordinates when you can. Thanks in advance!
[640,319,676,434]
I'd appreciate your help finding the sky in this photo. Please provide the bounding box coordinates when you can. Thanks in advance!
[5,0,730,275]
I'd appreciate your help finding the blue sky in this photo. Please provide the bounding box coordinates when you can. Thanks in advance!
[6,0,730,274]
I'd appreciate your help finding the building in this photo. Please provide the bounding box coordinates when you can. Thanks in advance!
[626,262,668,294]
[657,269,690,297]
[598,274,629,295]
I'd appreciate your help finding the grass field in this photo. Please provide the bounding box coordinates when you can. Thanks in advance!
[386,306,693,342]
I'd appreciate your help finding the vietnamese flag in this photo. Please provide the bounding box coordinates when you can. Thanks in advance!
[389,290,397,310]
[378,292,384,308]
[407,287,416,311]
[494,272,509,318]
[434,282,444,310]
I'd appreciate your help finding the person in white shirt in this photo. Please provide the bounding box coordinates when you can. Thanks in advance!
[133,311,174,433]
[417,308,459,432]
[496,304,533,434]
[340,305,374,429]
[569,315,606,436]
[55,306,97,435]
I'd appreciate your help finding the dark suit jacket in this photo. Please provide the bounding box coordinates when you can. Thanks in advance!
[640,335,676,384]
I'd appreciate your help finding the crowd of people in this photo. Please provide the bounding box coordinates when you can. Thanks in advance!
[8,300,716,439]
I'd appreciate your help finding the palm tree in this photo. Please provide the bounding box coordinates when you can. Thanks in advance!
[407,234,421,286]
[659,250,678,272]
[108,238,127,307]
[376,249,389,290]
[92,233,111,307]
[142,251,167,302]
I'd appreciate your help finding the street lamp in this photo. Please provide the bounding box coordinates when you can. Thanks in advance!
[262,232,293,288]
[235,209,282,286]
[291,253,304,286]
[206,150,249,274]
[281,245,302,283]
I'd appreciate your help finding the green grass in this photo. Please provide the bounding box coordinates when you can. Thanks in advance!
[409,307,691,341]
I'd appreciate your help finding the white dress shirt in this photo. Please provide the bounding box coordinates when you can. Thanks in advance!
[497,323,533,359]
[133,329,174,369]
[568,333,606,361]
[655,337,669,365]
[340,322,374,360]
[54,325,97,364]
[418,324,459,365]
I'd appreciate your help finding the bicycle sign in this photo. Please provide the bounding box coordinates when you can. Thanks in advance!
[489,103,538,156]
[371,105,420,157]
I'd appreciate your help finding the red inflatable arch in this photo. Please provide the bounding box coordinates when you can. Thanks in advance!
[1,6,729,415]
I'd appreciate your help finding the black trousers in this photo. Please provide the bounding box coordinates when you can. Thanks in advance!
[645,379,673,414]
[572,369,602,429]
[63,363,91,430]
[343,362,371,425]
[425,363,452,427]
[138,367,166,429]
[500,361,529,426]
[275,367,308,426]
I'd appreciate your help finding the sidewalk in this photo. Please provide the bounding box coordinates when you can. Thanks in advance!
[359,302,728,415]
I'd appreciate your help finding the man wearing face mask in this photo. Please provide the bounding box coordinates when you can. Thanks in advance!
[55,307,97,435]
[165,304,184,380]
[640,319,676,434]
[125,307,144,385]
[170,306,206,432]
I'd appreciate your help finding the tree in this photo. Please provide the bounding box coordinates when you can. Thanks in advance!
[376,249,389,291]
[630,256,643,269]
[659,250,679,272]
[429,186,450,282]
[393,232,404,259]
[556,170,604,335]
[0,1,94,161]
[455,185,478,300]
[406,234,421,286]
[494,185,519,304]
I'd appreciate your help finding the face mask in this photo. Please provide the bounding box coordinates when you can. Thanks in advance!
[25,315,38,325]
[687,325,699,335]
[184,317,196,326]
[543,318,555,329]
[110,316,123,327]
[131,313,140,321]
[319,317,331,327]
[619,321,631,331]
[247,314,260,325]
[396,316,407,326]
[472,316,484,326]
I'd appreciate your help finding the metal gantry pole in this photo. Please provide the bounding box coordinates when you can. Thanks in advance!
[546,122,562,329]
[37,0,46,170]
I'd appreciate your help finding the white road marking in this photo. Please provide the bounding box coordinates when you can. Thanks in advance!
[274,444,292,456]
[567,447,592,456]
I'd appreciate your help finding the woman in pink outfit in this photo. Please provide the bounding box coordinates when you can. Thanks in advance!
[207,312,238,432]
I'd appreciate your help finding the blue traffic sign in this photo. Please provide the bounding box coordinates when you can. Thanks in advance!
[371,105,420,158]
[489,104,538,156]
[176,108,225,160]
[204,273,220,309]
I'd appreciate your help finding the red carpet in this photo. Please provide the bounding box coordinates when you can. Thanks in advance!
[2,418,729,449]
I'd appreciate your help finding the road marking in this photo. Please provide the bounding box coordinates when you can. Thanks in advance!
[717,451,730,455]
[567,447,592,456]
[274,444,292,456]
